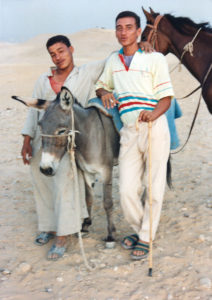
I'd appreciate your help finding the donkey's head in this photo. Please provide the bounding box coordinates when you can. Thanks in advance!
[12,87,75,176]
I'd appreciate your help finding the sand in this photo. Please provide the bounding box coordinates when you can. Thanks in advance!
[0,28,211,300]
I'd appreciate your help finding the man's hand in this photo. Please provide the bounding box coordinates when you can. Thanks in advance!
[139,41,155,53]
[138,96,171,123]
[21,135,32,165]
[96,88,119,109]
[138,110,157,123]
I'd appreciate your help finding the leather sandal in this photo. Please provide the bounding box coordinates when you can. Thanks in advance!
[130,241,149,260]
[47,244,67,261]
[34,232,55,246]
[121,234,139,250]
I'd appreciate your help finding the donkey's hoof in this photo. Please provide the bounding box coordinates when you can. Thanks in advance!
[105,241,116,249]
[105,236,115,249]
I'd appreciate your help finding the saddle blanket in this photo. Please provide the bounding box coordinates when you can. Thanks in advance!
[88,97,182,150]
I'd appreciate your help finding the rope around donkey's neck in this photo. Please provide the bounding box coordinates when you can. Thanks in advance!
[68,109,95,272]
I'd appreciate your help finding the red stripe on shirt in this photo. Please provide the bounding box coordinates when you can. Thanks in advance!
[118,54,129,71]
[154,81,170,89]
[119,101,156,110]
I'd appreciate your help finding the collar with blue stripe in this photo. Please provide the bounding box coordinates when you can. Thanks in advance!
[119,48,144,55]
[118,48,144,71]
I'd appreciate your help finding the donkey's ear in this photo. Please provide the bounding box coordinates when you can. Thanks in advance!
[59,87,74,111]
[11,96,50,110]
[142,7,155,23]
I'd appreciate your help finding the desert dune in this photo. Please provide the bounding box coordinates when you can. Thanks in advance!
[0,28,211,299]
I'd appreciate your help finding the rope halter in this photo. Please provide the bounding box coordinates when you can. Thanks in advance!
[146,14,163,51]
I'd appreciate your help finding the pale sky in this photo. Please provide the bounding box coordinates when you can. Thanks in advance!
[1,0,212,42]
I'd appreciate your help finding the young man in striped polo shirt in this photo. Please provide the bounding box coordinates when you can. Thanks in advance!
[96,11,174,260]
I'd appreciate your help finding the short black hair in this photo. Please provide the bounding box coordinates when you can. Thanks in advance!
[46,35,71,49]
[116,11,141,29]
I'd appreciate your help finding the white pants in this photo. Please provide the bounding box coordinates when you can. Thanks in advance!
[30,150,88,236]
[119,115,170,242]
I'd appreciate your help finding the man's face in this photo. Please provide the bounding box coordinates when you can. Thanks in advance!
[48,42,74,70]
[116,17,141,47]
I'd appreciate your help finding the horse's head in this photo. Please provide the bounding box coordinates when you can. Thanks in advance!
[141,7,170,55]
[12,87,75,176]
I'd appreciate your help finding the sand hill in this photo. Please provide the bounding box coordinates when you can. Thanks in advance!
[0,29,211,299]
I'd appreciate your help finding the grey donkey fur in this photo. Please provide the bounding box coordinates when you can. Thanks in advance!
[12,87,120,242]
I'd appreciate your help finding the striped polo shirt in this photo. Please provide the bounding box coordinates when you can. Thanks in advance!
[96,48,174,125]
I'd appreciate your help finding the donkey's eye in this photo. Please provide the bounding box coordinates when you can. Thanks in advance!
[57,129,67,135]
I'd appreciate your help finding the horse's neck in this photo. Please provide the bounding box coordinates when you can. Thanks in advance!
[166,26,210,83]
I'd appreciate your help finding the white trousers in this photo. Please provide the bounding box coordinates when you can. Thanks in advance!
[119,115,170,242]
[30,150,88,236]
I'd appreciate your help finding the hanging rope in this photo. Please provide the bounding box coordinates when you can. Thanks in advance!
[170,27,202,73]
[68,108,95,271]
[41,113,95,271]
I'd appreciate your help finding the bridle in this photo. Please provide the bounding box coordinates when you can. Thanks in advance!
[40,109,79,152]
[145,14,203,65]
[145,14,163,52]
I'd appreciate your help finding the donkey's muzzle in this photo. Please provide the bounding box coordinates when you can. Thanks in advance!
[40,166,55,176]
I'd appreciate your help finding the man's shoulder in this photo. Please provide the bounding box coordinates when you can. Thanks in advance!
[36,69,52,81]
[100,50,120,68]
[144,51,166,62]
[139,51,164,59]
[138,51,167,67]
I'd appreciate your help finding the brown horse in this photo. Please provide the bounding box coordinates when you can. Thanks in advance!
[141,8,212,114]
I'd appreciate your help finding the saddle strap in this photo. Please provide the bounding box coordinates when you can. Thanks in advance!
[176,85,201,100]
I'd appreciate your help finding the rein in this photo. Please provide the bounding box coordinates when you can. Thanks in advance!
[171,63,212,154]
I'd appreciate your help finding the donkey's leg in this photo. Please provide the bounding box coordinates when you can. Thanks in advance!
[103,169,116,242]
[82,173,95,232]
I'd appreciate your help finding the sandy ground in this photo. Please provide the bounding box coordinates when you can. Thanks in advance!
[0,29,212,300]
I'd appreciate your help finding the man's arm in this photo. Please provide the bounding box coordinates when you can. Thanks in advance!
[21,75,44,164]
[138,96,171,122]
[21,135,32,165]
[95,54,117,108]
[96,88,119,109]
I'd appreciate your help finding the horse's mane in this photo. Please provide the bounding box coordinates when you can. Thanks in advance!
[163,13,212,35]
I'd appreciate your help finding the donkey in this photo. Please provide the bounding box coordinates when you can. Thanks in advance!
[12,87,120,242]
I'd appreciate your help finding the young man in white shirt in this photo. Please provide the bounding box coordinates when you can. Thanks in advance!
[96,11,174,260]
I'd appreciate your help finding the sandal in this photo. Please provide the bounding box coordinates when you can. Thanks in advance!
[121,234,139,250]
[47,244,67,261]
[34,232,55,246]
[131,241,149,260]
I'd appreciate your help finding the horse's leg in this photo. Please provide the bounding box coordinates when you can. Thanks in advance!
[81,173,95,232]
[103,168,116,242]
[202,76,212,114]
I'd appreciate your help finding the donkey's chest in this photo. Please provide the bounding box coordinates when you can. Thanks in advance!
[75,152,106,177]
